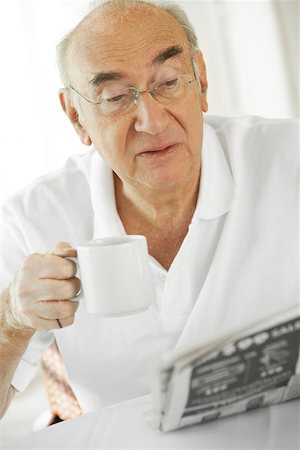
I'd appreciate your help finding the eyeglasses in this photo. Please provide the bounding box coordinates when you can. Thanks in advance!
[68,74,196,117]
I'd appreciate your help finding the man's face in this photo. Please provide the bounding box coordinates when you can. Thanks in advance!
[66,6,207,192]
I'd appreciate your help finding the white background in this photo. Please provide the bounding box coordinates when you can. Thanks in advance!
[0,0,299,445]
[0,0,299,206]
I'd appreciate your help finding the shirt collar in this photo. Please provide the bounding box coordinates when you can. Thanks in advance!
[192,122,235,221]
[90,151,125,239]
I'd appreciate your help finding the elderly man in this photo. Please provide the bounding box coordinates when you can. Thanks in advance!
[0,0,298,425]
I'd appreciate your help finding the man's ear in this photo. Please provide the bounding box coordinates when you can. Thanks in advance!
[191,49,208,113]
[59,88,92,146]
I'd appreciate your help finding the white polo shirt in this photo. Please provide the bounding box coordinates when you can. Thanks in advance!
[0,116,298,413]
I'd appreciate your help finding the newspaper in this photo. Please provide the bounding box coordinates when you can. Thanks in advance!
[151,305,300,432]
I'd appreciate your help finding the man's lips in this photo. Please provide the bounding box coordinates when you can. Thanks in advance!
[136,143,179,158]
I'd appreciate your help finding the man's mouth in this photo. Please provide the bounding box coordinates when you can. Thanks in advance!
[136,144,178,158]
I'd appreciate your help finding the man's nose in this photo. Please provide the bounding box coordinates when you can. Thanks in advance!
[133,93,170,135]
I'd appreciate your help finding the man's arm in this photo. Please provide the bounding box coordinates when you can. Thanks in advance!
[0,289,34,419]
[0,243,80,420]
[0,386,16,421]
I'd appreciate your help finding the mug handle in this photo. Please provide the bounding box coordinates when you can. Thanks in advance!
[66,256,83,301]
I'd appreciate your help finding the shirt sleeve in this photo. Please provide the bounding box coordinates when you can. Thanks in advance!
[0,199,54,392]
[0,200,29,292]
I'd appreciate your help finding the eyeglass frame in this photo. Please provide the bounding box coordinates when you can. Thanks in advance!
[67,72,198,116]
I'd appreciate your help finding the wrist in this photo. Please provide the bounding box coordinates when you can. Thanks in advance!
[0,289,35,342]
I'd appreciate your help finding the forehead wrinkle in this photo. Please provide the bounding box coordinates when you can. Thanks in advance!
[87,44,184,88]
[82,31,187,68]
[68,8,190,86]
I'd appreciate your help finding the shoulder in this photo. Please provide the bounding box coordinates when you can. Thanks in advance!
[1,150,98,254]
[205,115,299,185]
[205,115,299,157]
[2,149,96,217]
[205,114,299,132]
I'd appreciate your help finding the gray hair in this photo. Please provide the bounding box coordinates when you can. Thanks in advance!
[56,0,199,87]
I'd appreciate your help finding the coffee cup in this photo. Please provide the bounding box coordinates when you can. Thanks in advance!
[72,235,153,316]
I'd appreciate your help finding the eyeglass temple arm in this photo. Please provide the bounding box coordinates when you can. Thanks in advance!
[67,86,96,105]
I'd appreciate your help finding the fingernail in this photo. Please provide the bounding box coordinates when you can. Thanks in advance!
[59,248,70,254]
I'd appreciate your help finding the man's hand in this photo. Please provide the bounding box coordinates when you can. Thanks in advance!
[6,242,80,331]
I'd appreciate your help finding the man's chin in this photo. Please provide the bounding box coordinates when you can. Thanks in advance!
[136,169,194,192]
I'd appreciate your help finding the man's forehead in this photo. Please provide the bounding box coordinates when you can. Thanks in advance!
[86,45,185,87]
[67,4,190,82]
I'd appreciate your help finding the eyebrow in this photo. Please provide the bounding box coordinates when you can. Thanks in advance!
[152,45,183,65]
[88,71,126,87]
[88,45,184,87]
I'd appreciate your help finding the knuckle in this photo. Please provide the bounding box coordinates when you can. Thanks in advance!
[16,282,30,300]
[18,254,43,281]
[15,279,36,303]
[22,253,41,270]
[17,301,29,315]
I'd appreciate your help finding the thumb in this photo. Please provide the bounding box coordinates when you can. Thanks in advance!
[52,241,77,257]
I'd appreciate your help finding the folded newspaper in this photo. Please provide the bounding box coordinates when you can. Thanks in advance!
[151,305,300,432]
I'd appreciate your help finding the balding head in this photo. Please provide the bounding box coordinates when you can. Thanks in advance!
[57,0,198,87]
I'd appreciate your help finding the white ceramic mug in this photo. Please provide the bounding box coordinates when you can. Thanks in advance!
[73,235,153,316]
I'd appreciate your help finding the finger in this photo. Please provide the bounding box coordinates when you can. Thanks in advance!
[34,278,81,301]
[21,253,77,280]
[26,314,76,331]
[52,242,77,258]
[34,299,79,320]
[38,255,77,280]
[54,315,77,329]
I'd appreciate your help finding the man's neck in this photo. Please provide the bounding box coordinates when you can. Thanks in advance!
[114,169,200,231]
[114,169,201,270]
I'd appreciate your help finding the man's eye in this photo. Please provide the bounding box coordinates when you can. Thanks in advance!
[161,78,179,89]
[106,94,127,103]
